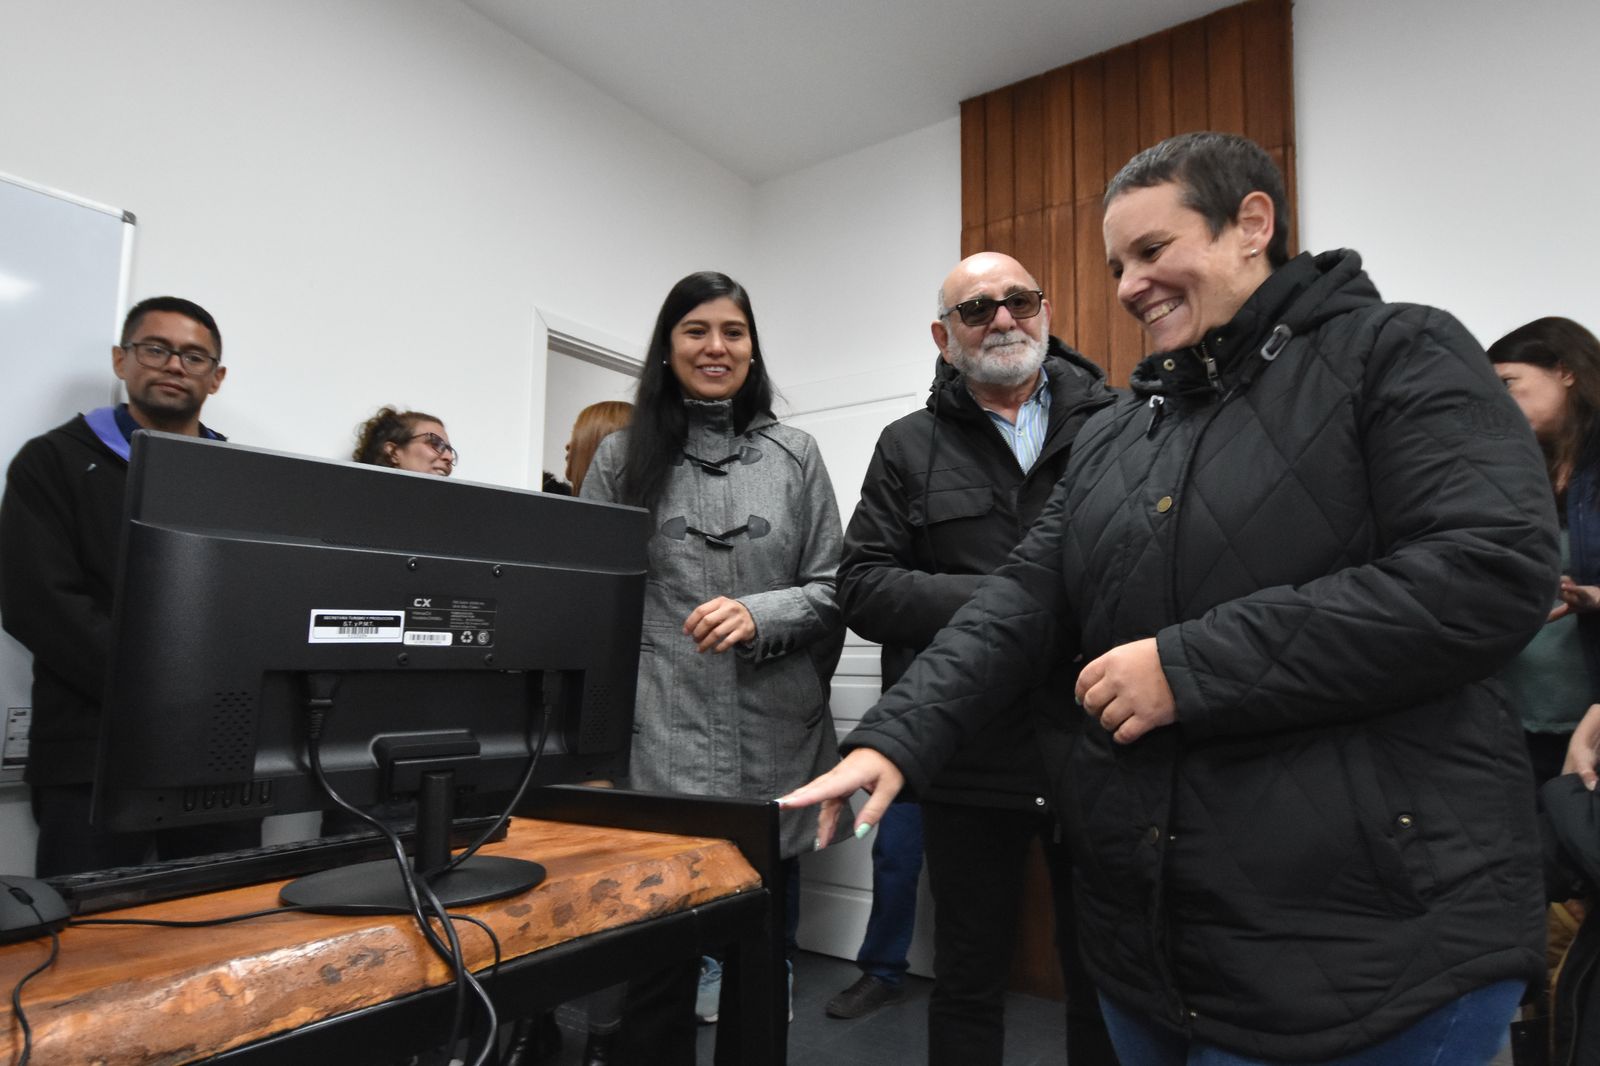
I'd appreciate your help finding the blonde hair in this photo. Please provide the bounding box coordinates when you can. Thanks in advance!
[566,401,633,492]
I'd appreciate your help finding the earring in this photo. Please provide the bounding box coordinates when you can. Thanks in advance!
[1248,248,1260,258]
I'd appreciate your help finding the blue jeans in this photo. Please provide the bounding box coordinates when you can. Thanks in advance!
[1098,979,1524,1065]
[855,801,923,985]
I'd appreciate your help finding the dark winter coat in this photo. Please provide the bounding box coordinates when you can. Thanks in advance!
[1542,773,1600,1066]
[1567,446,1600,693]
[845,250,1559,1059]
[839,341,1114,808]
[0,415,127,784]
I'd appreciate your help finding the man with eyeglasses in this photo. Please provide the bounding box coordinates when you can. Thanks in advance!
[828,253,1120,1065]
[0,294,255,875]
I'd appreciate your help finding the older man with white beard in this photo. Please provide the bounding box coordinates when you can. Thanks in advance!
[826,252,1121,1065]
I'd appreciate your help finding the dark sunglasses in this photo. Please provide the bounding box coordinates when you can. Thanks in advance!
[946,289,1045,328]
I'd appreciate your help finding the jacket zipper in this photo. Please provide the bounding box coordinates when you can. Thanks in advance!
[1197,341,1222,394]
[1145,396,1166,438]
[1153,372,1232,1032]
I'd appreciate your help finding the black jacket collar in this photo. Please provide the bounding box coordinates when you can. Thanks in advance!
[1129,249,1380,400]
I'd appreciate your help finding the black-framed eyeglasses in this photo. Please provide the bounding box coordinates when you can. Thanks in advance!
[944,289,1045,328]
[123,340,220,375]
[407,432,459,464]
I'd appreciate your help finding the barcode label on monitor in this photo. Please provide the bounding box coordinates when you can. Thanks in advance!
[307,610,405,643]
[403,631,454,646]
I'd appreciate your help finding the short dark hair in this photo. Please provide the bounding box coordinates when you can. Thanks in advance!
[1104,132,1291,268]
[619,271,775,513]
[120,295,223,357]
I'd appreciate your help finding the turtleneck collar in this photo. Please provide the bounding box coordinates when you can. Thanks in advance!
[684,397,736,431]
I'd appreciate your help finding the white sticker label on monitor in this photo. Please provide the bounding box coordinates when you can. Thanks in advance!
[308,610,405,643]
[403,630,453,646]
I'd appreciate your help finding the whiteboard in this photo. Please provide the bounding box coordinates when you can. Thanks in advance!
[0,172,136,783]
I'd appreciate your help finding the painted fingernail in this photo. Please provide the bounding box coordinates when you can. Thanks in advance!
[854,823,871,840]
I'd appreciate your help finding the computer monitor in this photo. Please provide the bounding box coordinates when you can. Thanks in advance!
[92,431,648,909]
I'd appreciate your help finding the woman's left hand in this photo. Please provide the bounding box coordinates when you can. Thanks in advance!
[1075,637,1177,743]
[1555,576,1600,621]
[684,596,756,652]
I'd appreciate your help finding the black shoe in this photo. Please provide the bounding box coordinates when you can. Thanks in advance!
[824,974,905,1019]
[501,1012,563,1066]
[582,1030,616,1066]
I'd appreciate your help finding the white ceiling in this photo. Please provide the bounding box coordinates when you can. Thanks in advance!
[465,0,1239,183]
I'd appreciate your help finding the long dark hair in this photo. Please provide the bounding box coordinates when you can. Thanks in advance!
[1487,316,1600,495]
[619,272,774,513]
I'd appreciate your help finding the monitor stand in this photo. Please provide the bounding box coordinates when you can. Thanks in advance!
[280,769,545,914]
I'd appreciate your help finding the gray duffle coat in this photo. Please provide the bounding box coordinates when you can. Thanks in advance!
[583,400,845,858]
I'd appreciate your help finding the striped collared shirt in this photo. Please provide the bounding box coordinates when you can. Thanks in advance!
[979,368,1050,473]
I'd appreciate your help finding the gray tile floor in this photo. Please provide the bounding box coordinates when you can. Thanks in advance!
[542,950,1075,1066]
[542,950,1517,1065]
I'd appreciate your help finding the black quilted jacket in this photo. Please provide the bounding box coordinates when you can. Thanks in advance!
[839,341,1114,808]
[844,249,1559,1059]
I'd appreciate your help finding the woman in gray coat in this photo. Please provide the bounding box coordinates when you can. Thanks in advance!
[581,270,845,1064]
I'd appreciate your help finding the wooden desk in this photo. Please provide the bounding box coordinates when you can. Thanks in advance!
[0,797,785,1065]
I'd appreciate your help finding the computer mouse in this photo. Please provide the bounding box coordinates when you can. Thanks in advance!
[0,874,71,944]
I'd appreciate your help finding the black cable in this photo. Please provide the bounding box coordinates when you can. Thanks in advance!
[416,877,497,1066]
[9,927,59,1066]
[302,678,471,1062]
[442,701,553,873]
[72,903,505,1066]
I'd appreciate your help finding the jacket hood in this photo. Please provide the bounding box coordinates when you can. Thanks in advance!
[926,336,1107,416]
[1129,249,1381,398]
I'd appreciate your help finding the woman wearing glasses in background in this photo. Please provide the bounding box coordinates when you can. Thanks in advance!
[582,271,847,1065]
[353,405,458,476]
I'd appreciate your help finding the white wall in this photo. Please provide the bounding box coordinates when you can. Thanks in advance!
[1295,0,1600,346]
[0,0,758,866]
[0,0,754,491]
[751,118,962,415]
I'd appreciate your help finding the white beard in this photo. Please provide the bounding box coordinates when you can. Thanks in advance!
[947,329,1047,386]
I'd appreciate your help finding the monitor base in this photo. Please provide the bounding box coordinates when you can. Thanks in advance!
[280,854,546,913]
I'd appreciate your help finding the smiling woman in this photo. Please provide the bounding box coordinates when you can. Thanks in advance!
[580,271,846,1064]
[351,405,456,476]
[782,131,1559,1066]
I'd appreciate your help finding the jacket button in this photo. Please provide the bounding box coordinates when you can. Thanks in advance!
[1156,496,1173,513]
[1144,825,1161,845]
[1034,796,1046,807]
[1396,813,1415,829]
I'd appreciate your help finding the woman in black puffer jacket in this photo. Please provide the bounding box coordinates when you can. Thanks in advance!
[784,132,1559,1065]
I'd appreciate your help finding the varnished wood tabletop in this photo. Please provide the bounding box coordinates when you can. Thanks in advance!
[0,817,760,1065]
